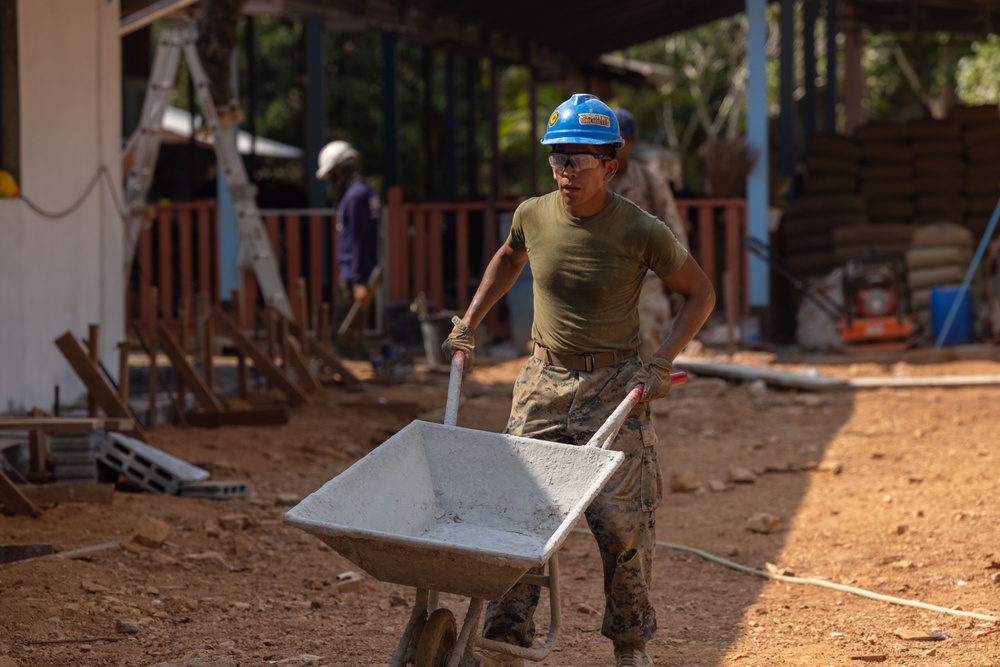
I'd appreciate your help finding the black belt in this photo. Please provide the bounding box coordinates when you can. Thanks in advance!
[532,343,638,372]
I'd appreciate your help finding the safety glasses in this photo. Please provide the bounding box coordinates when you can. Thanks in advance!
[548,151,609,171]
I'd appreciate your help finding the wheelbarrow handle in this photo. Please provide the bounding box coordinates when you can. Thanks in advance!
[443,350,465,426]
[585,371,688,450]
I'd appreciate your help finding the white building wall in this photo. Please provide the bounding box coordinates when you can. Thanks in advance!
[0,0,122,412]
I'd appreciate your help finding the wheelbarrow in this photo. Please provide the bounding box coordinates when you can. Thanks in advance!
[284,351,687,666]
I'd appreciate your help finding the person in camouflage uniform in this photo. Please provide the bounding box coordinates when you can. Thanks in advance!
[610,107,690,361]
[442,94,715,667]
[196,0,246,128]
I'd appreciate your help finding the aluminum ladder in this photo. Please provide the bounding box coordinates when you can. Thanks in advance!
[123,17,293,320]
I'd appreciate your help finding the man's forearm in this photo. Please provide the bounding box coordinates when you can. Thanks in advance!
[652,281,715,362]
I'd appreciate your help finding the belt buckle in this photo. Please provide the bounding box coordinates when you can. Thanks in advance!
[581,353,595,372]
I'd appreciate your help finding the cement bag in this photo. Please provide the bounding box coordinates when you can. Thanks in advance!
[796,268,843,351]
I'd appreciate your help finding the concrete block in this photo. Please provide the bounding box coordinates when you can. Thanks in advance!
[178,480,249,500]
[98,433,209,495]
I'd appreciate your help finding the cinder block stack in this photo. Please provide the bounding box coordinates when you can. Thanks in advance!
[855,122,915,224]
[908,119,967,225]
[955,105,1000,235]
[906,222,974,336]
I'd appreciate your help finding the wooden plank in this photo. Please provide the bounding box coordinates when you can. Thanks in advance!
[53,332,148,441]
[185,406,290,428]
[0,470,40,516]
[19,483,115,507]
[308,214,323,315]
[211,307,309,405]
[284,334,322,393]
[0,417,134,431]
[156,324,225,412]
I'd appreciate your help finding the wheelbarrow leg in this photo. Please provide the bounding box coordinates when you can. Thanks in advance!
[389,588,430,666]
[447,597,486,667]
[466,555,563,664]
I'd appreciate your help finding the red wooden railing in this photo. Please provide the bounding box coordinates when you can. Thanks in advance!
[385,186,520,310]
[127,202,339,337]
[676,198,749,318]
[127,194,748,341]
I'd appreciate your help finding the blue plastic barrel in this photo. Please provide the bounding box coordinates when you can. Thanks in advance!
[930,286,973,346]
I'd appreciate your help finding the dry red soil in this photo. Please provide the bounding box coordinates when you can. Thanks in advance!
[2,344,1000,667]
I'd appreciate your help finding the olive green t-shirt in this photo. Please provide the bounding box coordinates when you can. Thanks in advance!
[506,191,688,354]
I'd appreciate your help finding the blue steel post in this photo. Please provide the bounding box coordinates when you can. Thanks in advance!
[218,51,239,300]
[746,0,770,309]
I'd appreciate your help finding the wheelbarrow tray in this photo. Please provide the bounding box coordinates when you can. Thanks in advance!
[284,419,624,600]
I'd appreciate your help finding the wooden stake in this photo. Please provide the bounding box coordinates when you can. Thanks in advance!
[724,270,737,355]
[87,324,99,418]
[319,302,331,344]
[202,300,215,395]
[296,277,310,357]
[53,332,147,441]
[232,289,249,398]
[157,324,224,413]
[0,469,40,517]
[147,287,159,428]
[117,342,130,403]
[211,307,309,405]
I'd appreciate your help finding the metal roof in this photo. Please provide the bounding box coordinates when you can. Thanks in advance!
[126,1,1000,79]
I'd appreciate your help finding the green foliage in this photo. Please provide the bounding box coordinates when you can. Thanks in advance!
[957,35,1000,105]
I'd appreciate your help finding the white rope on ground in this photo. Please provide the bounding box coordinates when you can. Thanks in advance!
[571,528,999,624]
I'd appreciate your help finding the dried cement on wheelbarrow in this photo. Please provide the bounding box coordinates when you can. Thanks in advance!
[284,419,624,600]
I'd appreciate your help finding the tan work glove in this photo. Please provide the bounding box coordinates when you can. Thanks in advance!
[627,356,675,403]
[441,316,475,369]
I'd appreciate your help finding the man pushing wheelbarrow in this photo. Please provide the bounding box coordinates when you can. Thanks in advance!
[442,93,715,667]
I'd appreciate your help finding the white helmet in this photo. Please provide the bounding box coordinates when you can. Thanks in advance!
[316,140,359,180]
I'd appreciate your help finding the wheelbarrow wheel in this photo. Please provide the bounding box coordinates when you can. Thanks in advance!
[414,608,457,667]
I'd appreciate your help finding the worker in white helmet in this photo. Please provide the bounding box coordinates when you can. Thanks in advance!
[317,140,381,360]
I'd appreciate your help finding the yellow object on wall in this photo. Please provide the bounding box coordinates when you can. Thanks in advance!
[0,170,19,198]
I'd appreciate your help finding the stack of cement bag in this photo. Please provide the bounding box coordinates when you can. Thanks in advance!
[909,119,967,225]
[779,194,868,278]
[956,105,1000,234]
[856,122,915,223]
[801,132,861,197]
[906,222,974,337]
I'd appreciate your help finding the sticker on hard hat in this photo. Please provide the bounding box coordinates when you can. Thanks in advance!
[548,111,560,127]
[578,113,611,128]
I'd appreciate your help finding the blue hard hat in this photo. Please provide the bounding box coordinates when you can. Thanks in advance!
[612,108,637,138]
[541,94,624,148]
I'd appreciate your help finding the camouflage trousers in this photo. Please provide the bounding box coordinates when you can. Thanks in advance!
[197,0,247,106]
[483,355,663,648]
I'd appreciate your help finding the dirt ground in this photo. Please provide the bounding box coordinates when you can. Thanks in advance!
[3,342,1000,667]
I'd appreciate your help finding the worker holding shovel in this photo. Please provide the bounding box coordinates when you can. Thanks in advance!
[443,93,715,667]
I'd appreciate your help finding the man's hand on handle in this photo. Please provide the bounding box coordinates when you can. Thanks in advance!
[628,356,676,403]
[441,316,475,370]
